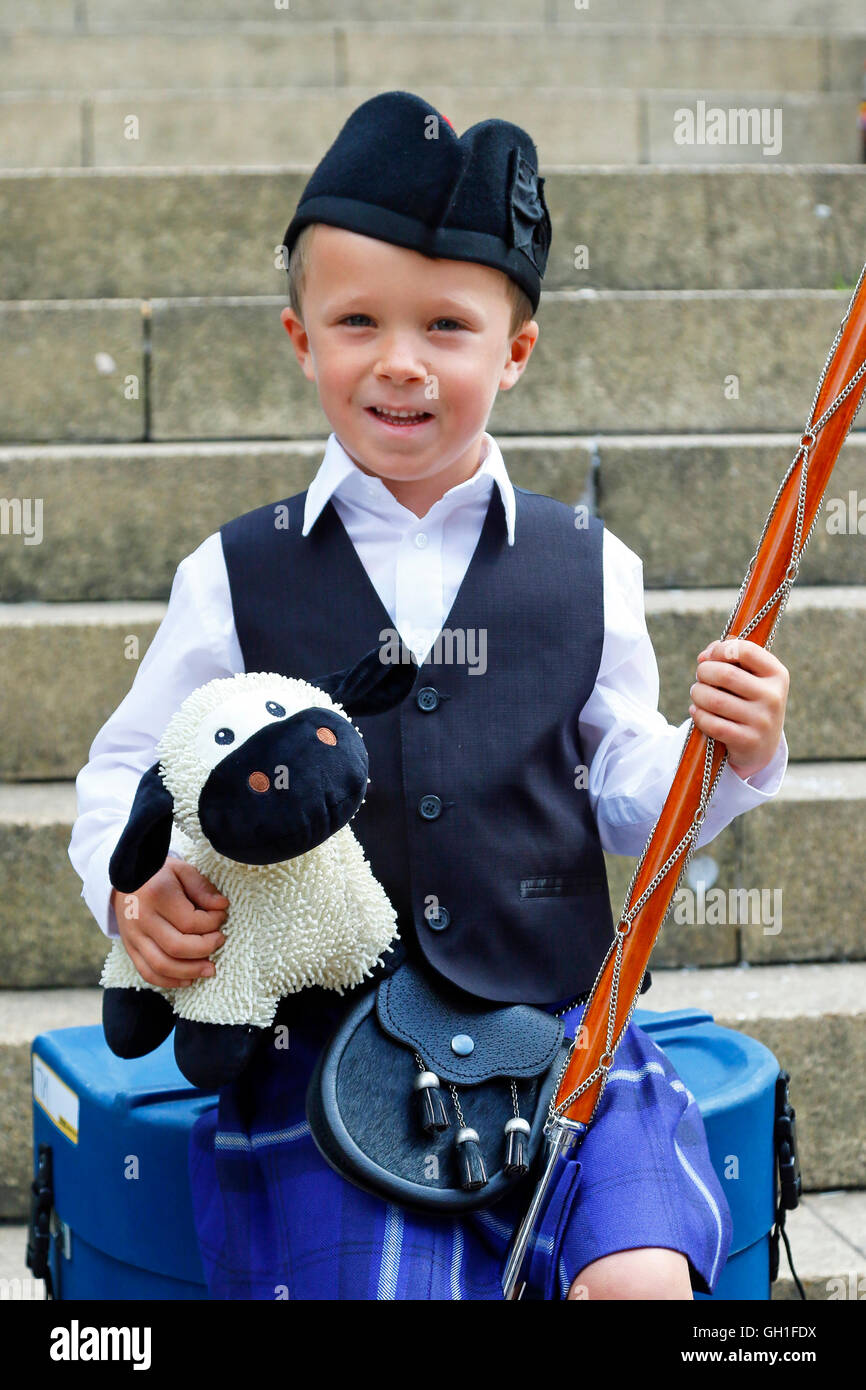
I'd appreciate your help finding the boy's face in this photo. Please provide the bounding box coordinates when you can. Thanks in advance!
[280,225,537,507]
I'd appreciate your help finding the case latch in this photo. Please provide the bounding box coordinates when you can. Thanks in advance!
[25,1142,55,1299]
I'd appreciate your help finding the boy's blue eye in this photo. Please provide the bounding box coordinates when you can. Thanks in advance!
[339,314,462,330]
[215,728,235,745]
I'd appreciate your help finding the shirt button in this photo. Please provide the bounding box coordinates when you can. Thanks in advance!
[414,532,428,548]
[451,1034,474,1056]
[426,905,451,931]
[418,794,442,820]
[416,686,440,712]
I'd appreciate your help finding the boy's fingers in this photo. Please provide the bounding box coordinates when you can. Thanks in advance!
[697,638,784,678]
[159,870,229,935]
[691,663,763,703]
[148,913,225,961]
[133,930,216,983]
[126,941,196,990]
[171,858,230,908]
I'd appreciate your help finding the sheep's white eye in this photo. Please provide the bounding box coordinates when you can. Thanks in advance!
[194,687,304,772]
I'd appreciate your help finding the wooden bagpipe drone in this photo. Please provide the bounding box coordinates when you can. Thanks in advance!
[501,261,866,1299]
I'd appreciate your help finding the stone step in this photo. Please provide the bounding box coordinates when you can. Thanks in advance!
[608,760,866,971]
[3,434,865,602]
[1,963,863,1219]
[2,1190,863,1297]
[3,290,863,442]
[648,961,866,1193]
[0,988,102,1220]
[772,1192,866,1300]
[2,25,861,95]
[1,86,861,170]
[0,782,108,990]
[4,0,865,32]
[2,167,863,302]
[0,584,863,779]
[2,758,864,991]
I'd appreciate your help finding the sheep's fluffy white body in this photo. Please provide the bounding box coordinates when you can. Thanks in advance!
[100,671,399,1028]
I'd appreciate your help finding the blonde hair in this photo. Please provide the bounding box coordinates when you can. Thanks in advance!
[286,222,534,337]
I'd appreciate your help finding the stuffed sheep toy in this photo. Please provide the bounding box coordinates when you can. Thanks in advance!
[101,644,418,1089]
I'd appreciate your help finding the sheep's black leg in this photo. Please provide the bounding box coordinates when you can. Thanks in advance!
[103,986,175,1058]
[174,1017,267,1090]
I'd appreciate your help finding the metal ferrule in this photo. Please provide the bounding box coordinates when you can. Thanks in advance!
[504,1117,531,1136]
[455,1127,479,1146]
[501,1116,588,1300]
[413,1071,441,1091]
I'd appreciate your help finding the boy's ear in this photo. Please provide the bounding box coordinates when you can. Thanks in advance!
[280,305,315,384]
[313,644,419,717]
[109,762,176,893]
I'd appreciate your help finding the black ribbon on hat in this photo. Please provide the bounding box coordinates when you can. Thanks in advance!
[508,151,551,276]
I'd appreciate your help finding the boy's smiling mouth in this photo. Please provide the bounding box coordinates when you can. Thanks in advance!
[365,405,435,431]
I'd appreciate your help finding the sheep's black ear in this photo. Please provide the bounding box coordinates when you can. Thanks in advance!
[108,761,175,893]
[312,643,419,717]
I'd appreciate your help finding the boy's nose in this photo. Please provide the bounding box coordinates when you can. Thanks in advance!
[375,341,427,381]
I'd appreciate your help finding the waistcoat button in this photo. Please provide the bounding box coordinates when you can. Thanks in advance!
[451,1034,474,1056]
[418,794,442,819]
[426,905,451,931]
[416,686,440,712]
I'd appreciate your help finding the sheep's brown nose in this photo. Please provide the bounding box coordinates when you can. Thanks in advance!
[248,771,270,793]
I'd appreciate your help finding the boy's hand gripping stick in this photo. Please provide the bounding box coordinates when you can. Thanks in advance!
[503,261,866,1300]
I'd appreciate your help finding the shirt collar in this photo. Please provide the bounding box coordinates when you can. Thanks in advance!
[302,431,516,546]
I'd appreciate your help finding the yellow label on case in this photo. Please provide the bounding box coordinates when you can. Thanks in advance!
[32,1055,79,1144]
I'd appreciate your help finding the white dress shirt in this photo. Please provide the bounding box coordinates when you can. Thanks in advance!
[69,430,788,940]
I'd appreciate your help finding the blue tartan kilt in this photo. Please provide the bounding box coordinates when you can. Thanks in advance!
[188,990,733,1301]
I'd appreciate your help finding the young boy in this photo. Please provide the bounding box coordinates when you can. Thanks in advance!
[69,91,790,1301]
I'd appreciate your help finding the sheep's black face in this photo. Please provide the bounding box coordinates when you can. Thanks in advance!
[197,708,369,864]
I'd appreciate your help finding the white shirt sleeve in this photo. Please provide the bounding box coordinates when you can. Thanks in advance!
[67,532,243,938]
[580,527,788,857]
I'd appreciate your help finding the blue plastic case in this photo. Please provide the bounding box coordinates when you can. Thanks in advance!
[29,1007,780,1300]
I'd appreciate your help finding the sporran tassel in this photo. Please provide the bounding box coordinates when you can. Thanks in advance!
[455,1127,488,1191]
[503,1117,531,1178]
[413,1070,450,1135]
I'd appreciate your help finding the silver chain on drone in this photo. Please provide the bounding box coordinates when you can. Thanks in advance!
[549,267,866,1128]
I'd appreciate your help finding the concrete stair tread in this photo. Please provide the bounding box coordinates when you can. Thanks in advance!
[5,0,866,29]
[4,584,864,621]
[0,782,77,822]
[0,600,165,625]
[5,761,866,811]
[649,960,866,1019]
[0,987,102,1043]
[3,959,865,1032]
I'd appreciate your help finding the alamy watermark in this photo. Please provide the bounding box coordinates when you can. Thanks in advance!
[673,101,782,158]
[378,624,487,675]
[0,497,43,545]
[670,882,783,935]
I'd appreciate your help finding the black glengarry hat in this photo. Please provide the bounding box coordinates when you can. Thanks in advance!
[281,90,551,313]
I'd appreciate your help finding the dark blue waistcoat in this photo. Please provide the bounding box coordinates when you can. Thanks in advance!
[220,482,638,1006]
